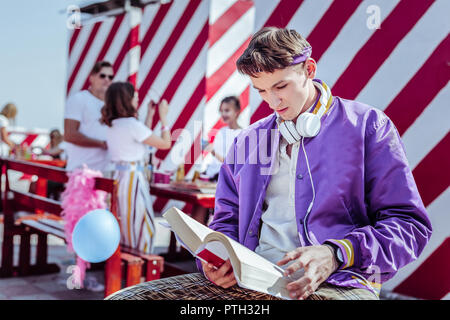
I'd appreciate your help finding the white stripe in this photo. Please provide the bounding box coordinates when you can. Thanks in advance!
[237,103,251,129]
[356,0,450,110]
[287,0,333,38]
[138,0,190,87]
[160,97,206,172]
[30,135,51,148]
[402,84,450,170]
[103,13,130,64]
[138,43,208,130]
[253,0,280,31]
[317,0,399,88]
[114,53,130,83]
[128,6,142,29]
[129,45,141,75]
[68,18,115,96]
[209,0,236,25]
[67,23,96,80]
[383,187,450,290]
[442,292,450,300]
[140,2,159,38]
[206,6,255,78]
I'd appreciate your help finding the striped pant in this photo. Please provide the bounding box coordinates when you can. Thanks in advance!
[105,273,379,300]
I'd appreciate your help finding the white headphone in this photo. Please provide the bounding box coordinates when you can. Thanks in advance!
[277,79,332,143]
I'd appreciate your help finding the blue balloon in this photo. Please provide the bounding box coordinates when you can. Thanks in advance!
[72,209,121,263]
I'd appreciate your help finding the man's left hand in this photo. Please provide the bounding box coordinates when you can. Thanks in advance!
[277,245,339,300]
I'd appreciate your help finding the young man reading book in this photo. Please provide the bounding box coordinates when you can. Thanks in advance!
[106,27,432,301]
[198,27,432,300]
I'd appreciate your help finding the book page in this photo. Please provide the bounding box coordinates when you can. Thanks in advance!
[205,233,285,277]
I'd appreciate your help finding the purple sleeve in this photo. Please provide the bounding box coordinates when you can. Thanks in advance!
[327,116,432,281]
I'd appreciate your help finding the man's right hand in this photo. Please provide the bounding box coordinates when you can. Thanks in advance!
[201,259,237,289]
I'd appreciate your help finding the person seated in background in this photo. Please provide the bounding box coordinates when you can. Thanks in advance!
[37,129,66,160]
[100,81,171,254]
[203,96,243,181]
[0,102,18,156]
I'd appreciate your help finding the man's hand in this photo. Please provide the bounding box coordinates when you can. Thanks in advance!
[201,259,237,289]
[277,245,339,300]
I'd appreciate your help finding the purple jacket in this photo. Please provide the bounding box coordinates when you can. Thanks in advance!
[197,96,432,293]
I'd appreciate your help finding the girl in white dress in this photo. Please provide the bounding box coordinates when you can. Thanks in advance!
[205,96,242,179]
[100,82,171,253]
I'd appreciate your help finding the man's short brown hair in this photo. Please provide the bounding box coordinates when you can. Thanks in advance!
[236,27,310,77]
[90,60,113,75]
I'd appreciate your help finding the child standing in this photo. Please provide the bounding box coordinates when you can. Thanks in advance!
[204,96,243,179]
[101,82,171,254]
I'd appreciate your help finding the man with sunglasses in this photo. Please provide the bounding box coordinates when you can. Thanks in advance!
[64,61,114,173]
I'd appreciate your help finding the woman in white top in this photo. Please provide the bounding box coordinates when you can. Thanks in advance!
[205,96,242,179]
[0,103,18,156]
[100,82,171,254]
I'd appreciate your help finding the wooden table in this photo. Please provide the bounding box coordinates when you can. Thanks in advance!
[150,182,216,261]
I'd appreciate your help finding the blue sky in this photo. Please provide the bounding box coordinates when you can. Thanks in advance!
[0,0,80,131]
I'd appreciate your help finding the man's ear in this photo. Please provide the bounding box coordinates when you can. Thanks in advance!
[304,58,317,79]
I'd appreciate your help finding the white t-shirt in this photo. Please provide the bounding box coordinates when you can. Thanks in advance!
[0,115,10,156]
[0,114,9,129]
[64,90,109,171]
[205,127,242,177]
[106,117,153,162]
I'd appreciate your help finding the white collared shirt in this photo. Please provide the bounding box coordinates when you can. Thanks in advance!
[254,136,305,264]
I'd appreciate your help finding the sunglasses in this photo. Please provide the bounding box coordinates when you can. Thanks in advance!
[99,73,114,80]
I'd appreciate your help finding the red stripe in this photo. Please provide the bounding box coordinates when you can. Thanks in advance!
[263,0,304,28]
[69,28,81,56]
[80,14,125,91]
[412,132,450,208]
[331,0,435,99]
[129,24,140,49]
[66,21,102,95]
[139,0,202,103]
[155,77,206,160]
[385,34,450,136]
[128,73,137,87]
[394,238,450,300]
[20,134,39,147]
[250,100,273,124]
[140,2,173,57]
[306,0,362,62]
[206,38,251,102]
[209,0,253,48]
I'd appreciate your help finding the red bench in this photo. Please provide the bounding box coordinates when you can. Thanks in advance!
[0,158,165,297]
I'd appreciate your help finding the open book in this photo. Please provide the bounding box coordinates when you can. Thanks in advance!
[163,207,301,300]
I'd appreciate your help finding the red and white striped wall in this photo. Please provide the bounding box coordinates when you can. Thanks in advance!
[67,6,142,96]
